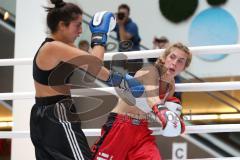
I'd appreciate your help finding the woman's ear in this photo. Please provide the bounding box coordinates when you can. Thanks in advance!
[58,21,66,31]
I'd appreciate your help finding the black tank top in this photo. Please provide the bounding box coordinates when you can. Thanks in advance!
[33,38,75,86]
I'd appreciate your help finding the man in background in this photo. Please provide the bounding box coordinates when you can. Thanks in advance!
[113,4,142,76]
[78,40,90,53]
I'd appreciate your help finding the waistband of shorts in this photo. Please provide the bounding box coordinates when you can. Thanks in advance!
[109,112,148,126]
[35,95,71,106]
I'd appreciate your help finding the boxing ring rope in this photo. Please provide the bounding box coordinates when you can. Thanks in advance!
[1,124,240,139]
[104,44,240,60]
[0,57,32,66]
[0,44,240,66]
[1,81,240,100]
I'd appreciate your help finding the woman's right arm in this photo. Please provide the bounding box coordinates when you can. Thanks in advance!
[134,66,160,108]
[46,41,110,81]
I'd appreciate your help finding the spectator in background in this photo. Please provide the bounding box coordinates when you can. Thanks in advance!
[149,36,170,63]
[153,36,169,49]
[78,40,90,53]
[113,4,142,76]
[114,4,141,51]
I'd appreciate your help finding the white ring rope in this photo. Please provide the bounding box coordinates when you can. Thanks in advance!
[1,124,240,139]
[104,44,240,61]
[0,44,240,66]
[0,58,32,66]
[175,81,240,92]
[1,81,240,100]
[0,92,34,100]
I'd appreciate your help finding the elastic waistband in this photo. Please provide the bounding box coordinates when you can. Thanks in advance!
[35,95,71,106]
[109,112,148,126]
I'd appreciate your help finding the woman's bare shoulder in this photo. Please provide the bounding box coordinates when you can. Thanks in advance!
[136,65,158,76]
[134,64,159,84]
[41,40,88,63]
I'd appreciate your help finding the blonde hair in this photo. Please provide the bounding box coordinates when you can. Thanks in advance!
[155,42,192,69]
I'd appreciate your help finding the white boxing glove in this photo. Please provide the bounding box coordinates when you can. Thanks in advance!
[152,97,185,137]
[164,101,182,116]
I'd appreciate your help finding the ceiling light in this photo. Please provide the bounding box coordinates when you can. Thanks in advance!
[184,114,219,121]
[4,11,9,21]
[184,113,240,121]
[219,114,240,119]
[0,121,13,127]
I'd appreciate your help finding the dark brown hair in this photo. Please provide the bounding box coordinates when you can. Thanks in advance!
[118,4,130,13]
[45,0,83,33]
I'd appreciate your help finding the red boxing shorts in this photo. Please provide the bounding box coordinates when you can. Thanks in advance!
[92,112,162,160]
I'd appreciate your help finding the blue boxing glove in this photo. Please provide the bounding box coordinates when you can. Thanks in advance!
[89,11,116,47]
[106,71,144,98]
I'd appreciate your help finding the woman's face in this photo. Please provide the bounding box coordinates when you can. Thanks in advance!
[163,48,188,77]
[62,15,82,43]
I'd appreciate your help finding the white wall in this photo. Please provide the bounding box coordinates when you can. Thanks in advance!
[75,0,240,78]
[12,0,47,160]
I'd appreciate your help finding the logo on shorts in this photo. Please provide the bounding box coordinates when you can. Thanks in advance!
[96,152,114,160]
[132,119,141,125]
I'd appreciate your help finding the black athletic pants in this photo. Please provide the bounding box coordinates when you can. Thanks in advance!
[30,95,92,160]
